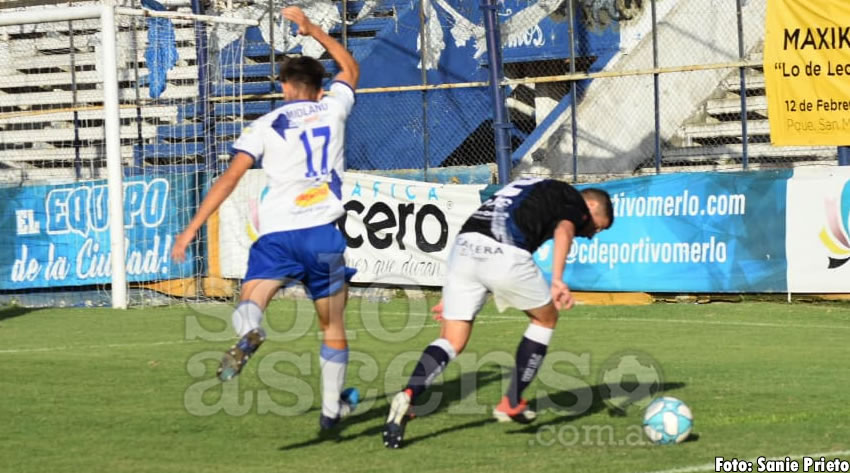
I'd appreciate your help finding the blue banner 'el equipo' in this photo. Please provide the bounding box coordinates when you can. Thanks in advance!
[1,175,195,289]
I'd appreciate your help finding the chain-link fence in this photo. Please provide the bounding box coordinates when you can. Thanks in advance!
[503,0,837,180]
[0,14,106,183]
[0,2,244,307]
[3,0,836,186]
[193,0,500,181]
[0,0,841,306]
[0,0,499,307]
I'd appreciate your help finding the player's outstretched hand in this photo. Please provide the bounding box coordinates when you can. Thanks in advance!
[551,279,575,311]
[282,6,315,36]
[170,230,195,263]
[431,299,444,322]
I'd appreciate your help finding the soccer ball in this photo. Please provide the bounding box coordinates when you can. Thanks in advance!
[642,397,693,445]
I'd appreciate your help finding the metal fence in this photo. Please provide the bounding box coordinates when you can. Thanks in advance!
[499,0,837,181]
[0,0,844,307]
[236,0,836,180]
[1,0,840,188]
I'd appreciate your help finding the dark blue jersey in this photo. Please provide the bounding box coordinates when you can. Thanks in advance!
[459,178,591,253]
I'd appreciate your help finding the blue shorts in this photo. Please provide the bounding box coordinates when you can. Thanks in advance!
[243,224,356,300]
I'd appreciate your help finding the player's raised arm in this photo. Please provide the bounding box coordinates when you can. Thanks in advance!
[171,152,254,262]
[282,6,360,89]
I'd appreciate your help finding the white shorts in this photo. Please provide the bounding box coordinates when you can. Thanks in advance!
[441,232,552,321]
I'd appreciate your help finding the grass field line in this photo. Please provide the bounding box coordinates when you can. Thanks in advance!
[0,317,526,355]
[258,308,850,331]
[0,339,205,355]
[561,316,850,331]
[483,314,850,331]
[186,306,850,331]
[3,311,847,355]
[638,449,850,473]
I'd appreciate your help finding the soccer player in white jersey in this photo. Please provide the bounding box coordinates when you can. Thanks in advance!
[383,178,614,448]
[171,6,359,431]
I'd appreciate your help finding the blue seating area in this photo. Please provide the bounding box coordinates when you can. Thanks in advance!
[3,0,815,183]
[178,101,286,122]
[130,0,620,173]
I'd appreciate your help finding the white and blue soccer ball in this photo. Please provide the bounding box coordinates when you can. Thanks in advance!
[642,396,693,445]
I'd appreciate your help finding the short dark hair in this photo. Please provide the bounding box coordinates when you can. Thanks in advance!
[581,187,614,228]
[279,56,325,92]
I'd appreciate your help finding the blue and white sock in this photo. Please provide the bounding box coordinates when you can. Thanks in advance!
[232,301,263,337]
[320,344,349,419]
[506,324,553,408]
[405,338,457,399]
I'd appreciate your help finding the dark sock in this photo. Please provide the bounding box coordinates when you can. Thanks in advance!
[506,337,549,408]
[405,340,455,399]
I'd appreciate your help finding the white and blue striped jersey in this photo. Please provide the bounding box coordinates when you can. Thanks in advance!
[232,81,355,235]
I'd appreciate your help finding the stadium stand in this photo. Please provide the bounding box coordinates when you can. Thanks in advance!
[664,48,835,167]
[0,0,835,184]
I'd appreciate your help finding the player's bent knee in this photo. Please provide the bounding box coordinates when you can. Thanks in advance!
[525,303,559,329]
[440,320,473,354]
[445,337,467,355]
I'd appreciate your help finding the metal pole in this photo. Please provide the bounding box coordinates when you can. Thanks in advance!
[190,0,214,288]
[68,16,82,180]
[342,0,348,49]
[114,7,259,25]
[268,0,275,95]
[481,0,511,184]
[419,0,429,180]
[736,0,748,170]
[0,5,102,25]
[651,0,661,174]
[567,0,577,183]
[130,0,144,172]
[191,0,216,174]
[101,1,128,309]
[839,147,850,166]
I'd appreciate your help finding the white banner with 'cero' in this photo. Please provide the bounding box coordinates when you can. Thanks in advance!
[217,170,485,287]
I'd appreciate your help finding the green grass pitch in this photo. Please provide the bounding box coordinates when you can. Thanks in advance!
[1,298,849,473]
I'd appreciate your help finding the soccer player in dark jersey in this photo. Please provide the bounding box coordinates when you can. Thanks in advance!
[382,177,614,449]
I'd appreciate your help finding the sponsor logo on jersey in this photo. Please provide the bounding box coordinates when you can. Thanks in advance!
[295,183,330,207]
[456,236,504,256]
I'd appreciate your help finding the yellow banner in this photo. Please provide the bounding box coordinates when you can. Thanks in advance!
[764,0,850,146]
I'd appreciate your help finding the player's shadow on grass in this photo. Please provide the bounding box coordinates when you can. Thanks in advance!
[278,368,505,451]
[0,306,37,322]
[507,381,687,434]
[405,380,688,445]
